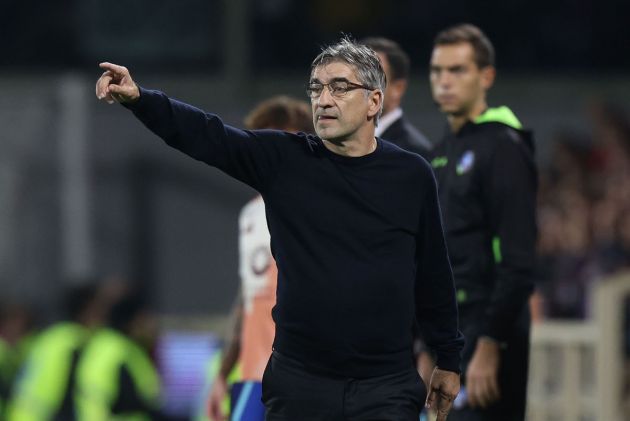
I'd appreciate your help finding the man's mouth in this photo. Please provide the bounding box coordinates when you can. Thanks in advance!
[317,115,337,121]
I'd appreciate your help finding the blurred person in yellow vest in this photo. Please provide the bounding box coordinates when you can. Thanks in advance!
[207,96,313,421]
[6,280,109,421]
[76,290,164,421]
[0,300,37,416]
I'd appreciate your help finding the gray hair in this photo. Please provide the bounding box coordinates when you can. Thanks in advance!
[310,37,386,125]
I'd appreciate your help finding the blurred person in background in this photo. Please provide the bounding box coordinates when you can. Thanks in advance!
[540,188,596,319]
[0,300,37,417]
[599,208,630,274]
[429,24,537,421]
[588,103,630,275]
[207,95,313,421]
[534,134,595,319]
[95,36,463,421]
[6,280,110,421]
[360,36,432,159]
[76,290,165,421]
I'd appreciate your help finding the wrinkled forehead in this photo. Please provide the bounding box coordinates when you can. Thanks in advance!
[310,60,360,83]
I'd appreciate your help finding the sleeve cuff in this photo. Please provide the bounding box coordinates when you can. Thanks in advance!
[435,349,462,374]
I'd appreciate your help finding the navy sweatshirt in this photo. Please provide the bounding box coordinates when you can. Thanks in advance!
[126,88,464,378]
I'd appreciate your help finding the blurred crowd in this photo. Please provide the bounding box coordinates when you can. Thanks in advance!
[0,278,168,420]
[533,100,630,410]
[534,101,630,322]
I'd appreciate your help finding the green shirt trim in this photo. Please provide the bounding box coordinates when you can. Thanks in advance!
[474,106,523,130]
[492,236,503,264]
[431,156,448,168]
[456,289,468,303]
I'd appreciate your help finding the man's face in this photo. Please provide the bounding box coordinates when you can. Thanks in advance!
[429,42,493,116]
[376,52,406,116]
[310,61,380,142]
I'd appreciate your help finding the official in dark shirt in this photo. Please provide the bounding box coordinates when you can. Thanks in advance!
[429,24,537,421]
[95,37,463,421]
[361,37,432,159]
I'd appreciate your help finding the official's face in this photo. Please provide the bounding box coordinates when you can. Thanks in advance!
[429,42,492,117]
[375,52,394,116]
[310,61,379,143]
[376,52,405,117]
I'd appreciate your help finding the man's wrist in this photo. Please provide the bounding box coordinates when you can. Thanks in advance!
[435,365,461,375]
[121,85,143,109]
[478,335,505,351]
[127,83,141,103]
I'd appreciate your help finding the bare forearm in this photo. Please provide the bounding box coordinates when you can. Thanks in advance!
[219,301,244,379]
[219,336,241,380]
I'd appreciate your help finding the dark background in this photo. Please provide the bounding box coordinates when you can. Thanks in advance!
[2,0,628,73]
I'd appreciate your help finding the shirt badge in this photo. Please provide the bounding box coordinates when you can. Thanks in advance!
[431,156,448,169]
[456,151,475,175]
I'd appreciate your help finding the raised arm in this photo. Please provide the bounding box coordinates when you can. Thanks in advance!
[95,62,297,192]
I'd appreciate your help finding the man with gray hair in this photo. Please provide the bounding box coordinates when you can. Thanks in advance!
[95,37,463,421]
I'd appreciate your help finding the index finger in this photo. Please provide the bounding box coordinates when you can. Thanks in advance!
[96,71,114,99]
[99,62,127,76]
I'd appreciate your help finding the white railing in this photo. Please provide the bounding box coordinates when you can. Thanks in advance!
[528,273,630,421]
[594,273,630,421]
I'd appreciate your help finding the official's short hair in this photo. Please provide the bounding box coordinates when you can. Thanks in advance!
[244,96,313,133]
[434,24,495,69]
[360,37,410,82]
[310,36,386,124]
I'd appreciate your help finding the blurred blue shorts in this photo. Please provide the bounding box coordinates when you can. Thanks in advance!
[230,381,265,421]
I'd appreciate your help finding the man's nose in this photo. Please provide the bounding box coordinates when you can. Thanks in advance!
[437,71,453,88]
[317,87,335,107]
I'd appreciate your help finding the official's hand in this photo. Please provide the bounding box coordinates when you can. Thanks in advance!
[426,367,460,421]
[95,62,140,104]
[207,375,228,421]
[466,337,501,408]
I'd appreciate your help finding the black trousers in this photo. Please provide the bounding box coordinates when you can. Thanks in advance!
[261,351,425,421]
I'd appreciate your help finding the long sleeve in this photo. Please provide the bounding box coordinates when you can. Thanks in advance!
[415,168,464,373]
[125,87,293,192]
[480,130,537,341]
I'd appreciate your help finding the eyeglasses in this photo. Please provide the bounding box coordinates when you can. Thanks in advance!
[306,80,373,99]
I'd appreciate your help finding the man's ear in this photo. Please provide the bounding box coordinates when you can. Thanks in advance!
[368,89,384,119]
[480,66,496,90]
